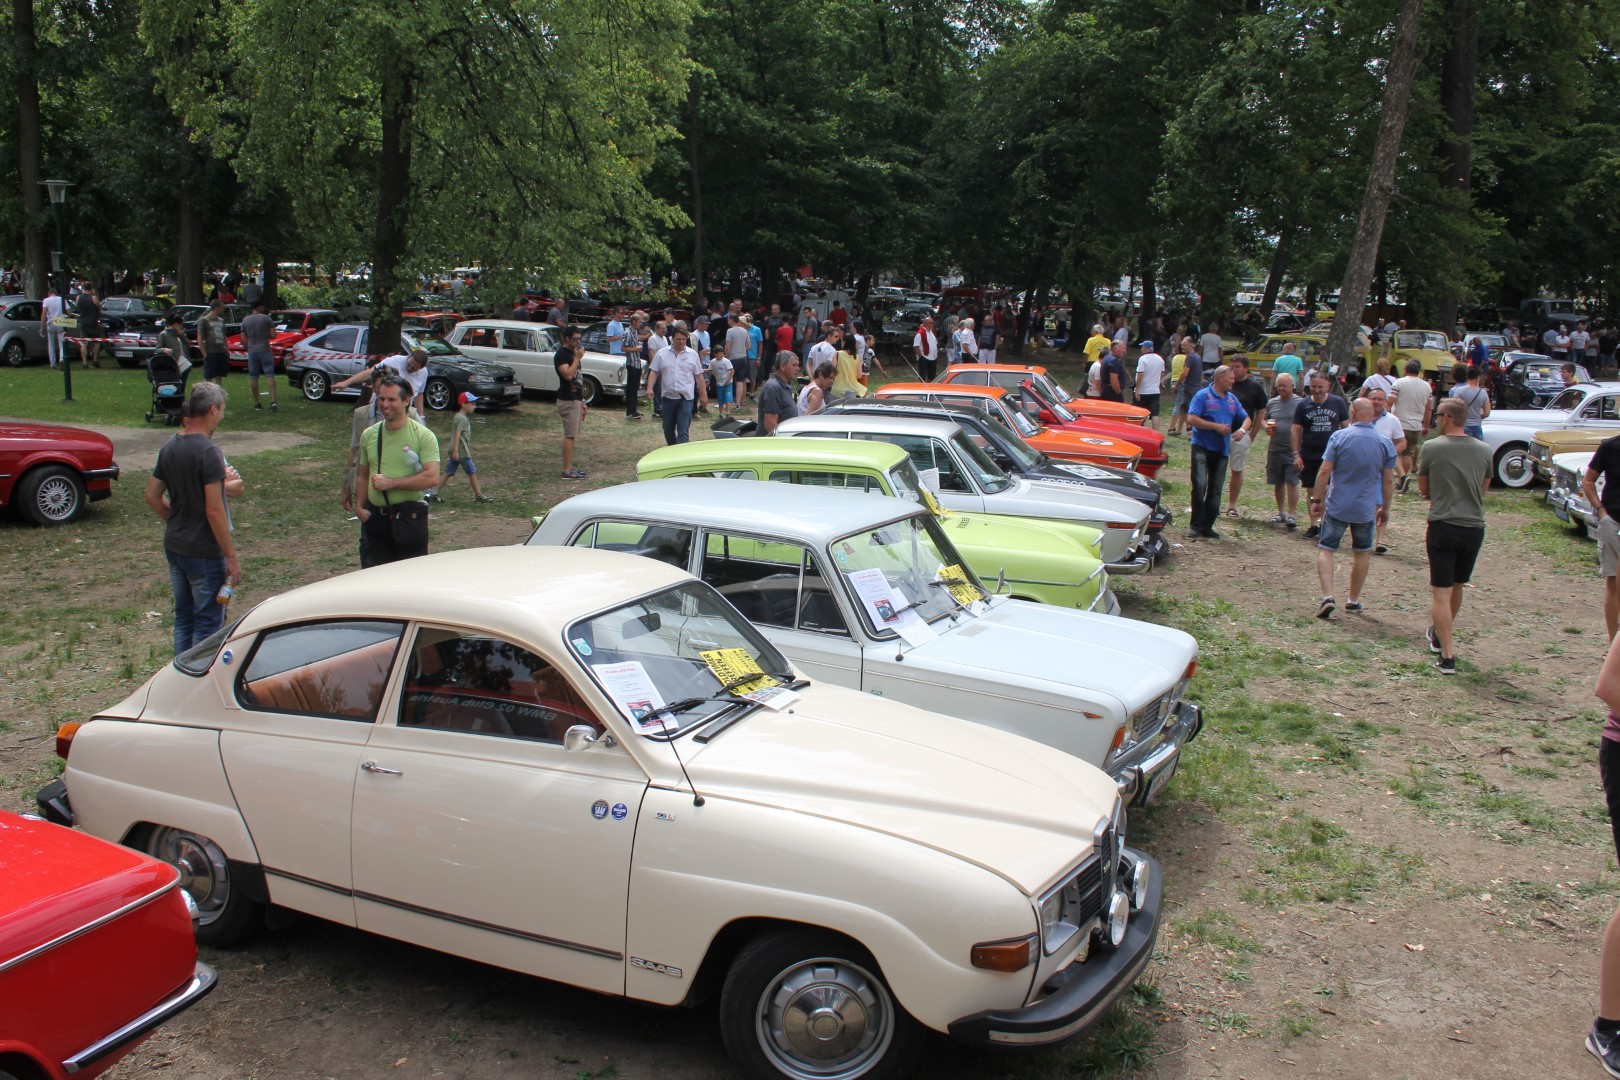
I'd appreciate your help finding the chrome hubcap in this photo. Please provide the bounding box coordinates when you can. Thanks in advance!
[149,827,231,925]
[760,958,892,1078]
[36,478,76,520]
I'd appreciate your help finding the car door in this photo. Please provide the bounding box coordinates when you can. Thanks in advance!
[218,619,406,928]
[696,529,862,685]
[4,301,44,356]
[1576,394,1620,432]
[310,326,364,379]
[351,624,646,995]
[499,327,556,391]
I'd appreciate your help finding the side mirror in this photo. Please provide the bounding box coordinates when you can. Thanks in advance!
[995,568,1009,595]
[563,725,616,752]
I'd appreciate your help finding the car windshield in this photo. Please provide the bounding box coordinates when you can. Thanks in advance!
[886,461,924,502]
[1032,372,1074,404]
[1027,383,1077,423]
[567,582,795,739]
[831,515,981,637]
[1525,363,1564,380]
[1397,330,1448,351]
[401,332,460,357]
[1549,388,1586,412]
[949,430,1014,494]
[998,400,1043,437]
[978,414,1043,469]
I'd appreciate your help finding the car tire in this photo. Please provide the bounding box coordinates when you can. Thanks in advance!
[1,339,26,367]
[140,825,263,947]
[719,928,923,1080]
[16,465,86,526]
[1493,445,1536,489]
[580,375,602,407]
[301,370,330,401]
[424,376,455,411]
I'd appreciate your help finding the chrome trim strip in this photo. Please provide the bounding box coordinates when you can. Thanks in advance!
[0,871,179,975]
[64,962,217,1074]
[264,866,622,961]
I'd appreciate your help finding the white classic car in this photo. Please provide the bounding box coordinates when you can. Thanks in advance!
[1547,450,1600,537]
[529,478,1202,804]
[774,415,1161,572]
[1482,381,1620,488]
[36,546,1160,1080]
[444,319,627,405]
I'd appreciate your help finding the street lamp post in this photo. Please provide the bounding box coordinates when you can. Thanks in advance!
[40,179,73,402]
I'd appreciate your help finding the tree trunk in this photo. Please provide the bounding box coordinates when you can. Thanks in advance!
[177,183,205,304]
[1013,278,1041,357]
[1327,0,1425,368]
[260,250,278,311]
[1435,0,1477,334]
[1261,226,1292,319]
[368,58,416,357]
[687,73,704,303]
[14,0,48,296]
[1140,261,1157,330]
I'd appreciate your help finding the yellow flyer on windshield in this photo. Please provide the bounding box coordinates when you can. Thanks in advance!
[917,485,948,517]
[700,648,779,695]
[935,563,979,607]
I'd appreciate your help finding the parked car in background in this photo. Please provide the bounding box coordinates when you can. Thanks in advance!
[225,309,342,371]
[1529,425,1608,483]
[1455,332,1509,365]
[284,325,521,411]
[0,808,216,1080]
[1482,382,1620,488]
[636,438,1118,610]
[0,421,119,526]
[531,480,1199,804]
[98,295,173,331]
[946,365,1151,428]
[772,414,1162,571]
[38,545,1164,1080]
[169,303,248,340]
[446,319,626,405]
[0,295,49,366]
[1495,353,1587,409]
[1387,329,1454,378]
[1546,450,1599,537]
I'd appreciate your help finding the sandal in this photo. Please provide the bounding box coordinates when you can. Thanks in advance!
[1224,507,1239,518]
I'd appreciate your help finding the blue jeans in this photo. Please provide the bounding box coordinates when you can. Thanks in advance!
[167,550,228,654]
[1189,444,1229,533]
[661,396,695,444]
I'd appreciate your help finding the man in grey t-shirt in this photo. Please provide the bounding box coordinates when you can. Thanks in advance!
[239,301,277,411]
[1199,327,1225,366]
[757,351,802,434]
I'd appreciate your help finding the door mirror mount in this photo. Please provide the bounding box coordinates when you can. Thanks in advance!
[564,725,616,752]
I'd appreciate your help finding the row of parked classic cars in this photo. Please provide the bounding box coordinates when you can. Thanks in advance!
[12,358,1199,1078]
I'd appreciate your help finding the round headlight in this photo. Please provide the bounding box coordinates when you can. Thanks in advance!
[1126,854,1149,911]
[1103,889,1130,949]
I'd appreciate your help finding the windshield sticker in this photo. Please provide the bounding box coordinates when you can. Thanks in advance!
[846,567,937,645]
[571,637,593,655]
[935,563,981,608]
[591,661,671,732]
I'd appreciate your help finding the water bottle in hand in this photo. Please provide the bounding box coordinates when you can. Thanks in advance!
[402,446,423,473]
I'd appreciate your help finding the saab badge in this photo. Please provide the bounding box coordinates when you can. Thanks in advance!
[591,799,609,820]
[631,956,684,978]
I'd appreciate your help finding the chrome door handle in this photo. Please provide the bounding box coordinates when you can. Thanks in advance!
[360,760,403,776]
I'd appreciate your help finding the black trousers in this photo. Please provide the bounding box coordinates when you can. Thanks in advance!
[361,503,429,567]
[919,355,937,381]
[625,363,642,415]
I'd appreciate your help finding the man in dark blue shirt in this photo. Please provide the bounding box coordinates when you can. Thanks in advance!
[1185,364,1250,539]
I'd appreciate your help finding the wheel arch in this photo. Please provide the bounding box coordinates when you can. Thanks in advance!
[682,916,873,1008]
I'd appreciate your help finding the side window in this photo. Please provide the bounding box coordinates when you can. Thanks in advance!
[312,313,337,330]
[462,327,499,348]
[8,302,41,321]
[238,620,403,720]
[1589,397,1620,421]
[399,628,598,742]
[768,468,882,492]
[502,329,535,351]
[318,327,360,353]
[700,532,847,634]
[955,370,988,386]
[929,439,971,491]
[532,327,561,351]
[570,519,694,568]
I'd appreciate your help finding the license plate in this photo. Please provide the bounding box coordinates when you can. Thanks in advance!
[1144,756,1179,803]
[504,385,520,396]
[115,350,133,358]
[1554,503,1572,523]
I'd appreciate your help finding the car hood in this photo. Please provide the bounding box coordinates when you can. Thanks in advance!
[943,510,1102,561]
[1538,430,1604,450]
[1488,408,1572,427]
[1552,451,1594,470]
[684,685,1116,895]
[1029,464,1157,506]
[1002,478,1151,525]
[0,422,115,456]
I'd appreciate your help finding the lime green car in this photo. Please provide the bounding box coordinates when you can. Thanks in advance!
[636,439,1117,613]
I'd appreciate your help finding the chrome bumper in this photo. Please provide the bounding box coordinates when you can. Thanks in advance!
[1111,702,1203,807]
[65,962,218,1074]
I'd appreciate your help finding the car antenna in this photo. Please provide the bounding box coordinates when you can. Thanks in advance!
[665,728,705,807]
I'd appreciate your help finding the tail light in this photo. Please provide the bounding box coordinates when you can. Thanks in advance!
[56,721,82,760]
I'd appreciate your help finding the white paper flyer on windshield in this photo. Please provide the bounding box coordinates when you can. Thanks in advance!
[846,567,937,645]
[591,661,671,732]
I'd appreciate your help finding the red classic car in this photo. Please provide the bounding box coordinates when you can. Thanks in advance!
[226,308,342,370]
[0,809,216,1079]
[0,422,119,526]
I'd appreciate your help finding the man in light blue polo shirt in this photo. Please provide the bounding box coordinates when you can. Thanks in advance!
[1313,397,1396,619]
[1186,364,1249,540]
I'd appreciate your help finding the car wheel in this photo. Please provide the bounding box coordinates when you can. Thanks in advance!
[580,375,602,407]
[720,929,922,1080]
[1,339,25,367]
[424,376,455,411]
[142,826,262,947]
[301,370,330,401]
[1494,445,1536,489]
[17,465,86,526]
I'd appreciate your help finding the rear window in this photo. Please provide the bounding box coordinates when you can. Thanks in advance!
[173,614,249,676]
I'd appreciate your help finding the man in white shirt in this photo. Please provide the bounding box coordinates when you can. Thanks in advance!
[1134,341,1166,430]
[337,349,430,414]
[913,316,940,381]
[1571,322,1591,364]
[1362,357,1397,396]
[1366,386,1407,553]
[1388,358,1432,491]
[39,282,65,369]
[955,318,979,363]
[645,326,708,445]
[807,323,840,369]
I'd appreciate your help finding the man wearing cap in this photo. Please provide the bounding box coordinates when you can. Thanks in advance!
[440,391,493,503]
[337,347,431,414]
[1134,340,1165,430]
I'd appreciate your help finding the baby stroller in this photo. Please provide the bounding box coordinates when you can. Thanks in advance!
[145,352,191,426]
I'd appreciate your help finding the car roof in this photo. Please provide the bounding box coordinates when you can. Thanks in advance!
[550,478,919,542]
[236,546,691,643]
[453,319,562,330]
[640,437,910,472]
[945,363,1049,375]
[879,382,1007,399]
[779,414,963,439]
[825,399,989,422]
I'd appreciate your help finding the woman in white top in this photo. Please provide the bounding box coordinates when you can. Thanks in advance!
[799,361,836,413]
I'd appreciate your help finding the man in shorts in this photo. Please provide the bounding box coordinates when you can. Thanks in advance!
[1264,373,1301,527]
[1583,431,1620,640]
[197,297,231,386]
[1312,398,1394,619]
[1389,358,1432,490]
[1418,398,1492,672]
[555,326,587,479]
[239,300,277,410]
[725,314,753,408]
[1588,645,1620,1077]
[1293,371,1350,538]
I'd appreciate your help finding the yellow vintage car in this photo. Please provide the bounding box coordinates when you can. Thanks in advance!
[1530,426,1613,483]
[1386,329,1455,378]
[1244,333,1371,377]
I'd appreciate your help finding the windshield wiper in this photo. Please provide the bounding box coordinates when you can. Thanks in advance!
[644,670,797,735]
[695,677,808,744]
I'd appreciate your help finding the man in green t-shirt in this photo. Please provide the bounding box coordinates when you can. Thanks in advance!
[1270,341,1305,391]
[357,374,440,567]
[1416,397,1492,674]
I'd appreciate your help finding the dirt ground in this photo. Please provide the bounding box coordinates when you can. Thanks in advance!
[2,407,1615,1080]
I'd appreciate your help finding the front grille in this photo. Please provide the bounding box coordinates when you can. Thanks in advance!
[1131,693,1170,743]
[1073,851,1105,926]
[1532,442,1552,463]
